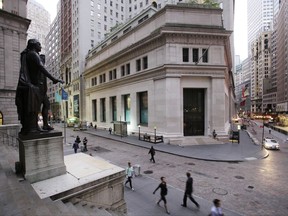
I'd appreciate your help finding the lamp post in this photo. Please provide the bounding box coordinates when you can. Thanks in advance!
[154,126,157,144]
[261,113,265,149]
[138,125,141,140]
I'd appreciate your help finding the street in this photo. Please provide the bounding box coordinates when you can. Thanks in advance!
[57,123,288,216]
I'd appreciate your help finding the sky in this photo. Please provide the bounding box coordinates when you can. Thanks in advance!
[33,0,248,61]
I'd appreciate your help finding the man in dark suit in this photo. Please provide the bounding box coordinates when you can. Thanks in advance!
[181,172,200,208]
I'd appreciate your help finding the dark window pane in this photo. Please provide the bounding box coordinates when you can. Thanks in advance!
[192,48,199,63]
[202,48,208,63]
[139,91,148,125]
[183,48,189,62]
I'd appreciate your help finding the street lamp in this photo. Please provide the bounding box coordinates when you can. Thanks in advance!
[154,126,157,144]
[138,125,141,140]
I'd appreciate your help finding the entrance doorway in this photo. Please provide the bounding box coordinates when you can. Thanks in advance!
[183,88,205,136]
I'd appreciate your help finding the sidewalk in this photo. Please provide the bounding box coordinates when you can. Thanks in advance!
[67,125,268,162]
[57,125,265,216]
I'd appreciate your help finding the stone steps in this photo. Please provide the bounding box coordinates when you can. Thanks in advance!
[0,136,127,216]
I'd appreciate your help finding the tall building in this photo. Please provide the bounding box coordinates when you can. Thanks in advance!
[250,31,272,113]
[83,4,234,140]
[54,0,235,121]
[275,0,288,112]
[27,0,50,54]
[0,0,30,125]
[247,0,274,52]
[46,1,62,120]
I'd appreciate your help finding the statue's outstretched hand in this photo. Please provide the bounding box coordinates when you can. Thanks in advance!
[53,79,64,84]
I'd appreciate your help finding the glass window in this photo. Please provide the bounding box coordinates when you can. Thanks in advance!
[183,48,189,62]
[139,91,148,125]
[123,94,131,122]
[202,48,208,63]
[100,98,106,122]
[111,96,117,121]
[143,56,148,69]
[121,65,125,76]
[126,63,130,75]
[136,59,141,71]
[92,99,97,121]
[192,48,199,63]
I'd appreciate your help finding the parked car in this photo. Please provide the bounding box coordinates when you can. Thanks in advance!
[263,137,280,150]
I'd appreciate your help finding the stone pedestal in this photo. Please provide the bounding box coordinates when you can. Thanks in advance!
[18,131,66,183]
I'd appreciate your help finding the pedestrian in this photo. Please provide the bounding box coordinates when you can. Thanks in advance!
[209,199,224,216]
[148,146,156,163]
[72,141,79,153]
[181,172,200,208]
[212,129,217,139]
[153,177,170,214]
[109,127,112,134]
[75,135,81,144]
[83,137,88,152]
[124,162,134,191]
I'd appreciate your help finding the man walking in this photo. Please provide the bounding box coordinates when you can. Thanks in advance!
[181,172,200,208]
[148,146,156,163]
[125,162,134,191]
[153,176,170,214]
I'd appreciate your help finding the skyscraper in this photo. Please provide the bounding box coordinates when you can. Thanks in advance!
[27,0,50,54]
[247,0,274,52]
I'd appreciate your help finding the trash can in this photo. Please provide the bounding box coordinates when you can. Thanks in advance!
[133,164,141,177]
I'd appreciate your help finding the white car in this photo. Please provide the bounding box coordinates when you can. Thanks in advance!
[263,137,280,150]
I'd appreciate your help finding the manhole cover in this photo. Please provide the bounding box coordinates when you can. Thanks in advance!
[185,162,195,166]
[234,176,245,179]
[169,165,176,168]
[228,167,236,169]
[212,188,228,195]
[143,170,153,174]
[248,186,254,189]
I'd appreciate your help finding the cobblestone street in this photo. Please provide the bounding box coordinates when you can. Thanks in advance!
[61,124,288,216]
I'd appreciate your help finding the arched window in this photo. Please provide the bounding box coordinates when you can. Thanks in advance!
[0,111,3,125]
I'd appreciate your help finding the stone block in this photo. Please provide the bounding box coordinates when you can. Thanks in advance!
[18,132,66,183]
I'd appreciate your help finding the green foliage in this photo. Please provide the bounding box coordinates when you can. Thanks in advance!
[203,0,220,8]
[278,115,288,127]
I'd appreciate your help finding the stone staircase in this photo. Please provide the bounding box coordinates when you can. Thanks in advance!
[168,136,227,146]
[0,131,125,216]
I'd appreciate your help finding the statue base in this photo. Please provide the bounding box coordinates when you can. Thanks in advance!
[18,130,66,183]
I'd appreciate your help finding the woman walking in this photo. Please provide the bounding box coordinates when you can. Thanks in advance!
[153,177,170,214]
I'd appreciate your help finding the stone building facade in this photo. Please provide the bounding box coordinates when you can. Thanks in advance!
[0,0,30,125]
[83,4,234,141]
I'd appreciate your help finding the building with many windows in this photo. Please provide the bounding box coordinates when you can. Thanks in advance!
[275,0,288,112]
[27,0,50,54]
[250,31,272,113]
[83,4,234,142]
[0,0,30,125]
[46,1,62,120]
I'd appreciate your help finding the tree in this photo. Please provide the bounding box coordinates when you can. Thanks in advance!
[203,0,220,8]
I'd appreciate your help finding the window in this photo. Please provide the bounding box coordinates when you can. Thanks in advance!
[111,96,117,121]
[121,65,125,76]
[100,98,106,122]
[143,56,148,69]
[192,48,199,63]
[100,74,106,83]
[123,94,131,122]
[109,70,113,80]
[136,59,141,71]
[92,99,97,121]
[91,77,97,86]
[202,48,208,63]
[113,69,117,79]
[126,63,130,75]
[139,91,148,125]
[183,48,189,62]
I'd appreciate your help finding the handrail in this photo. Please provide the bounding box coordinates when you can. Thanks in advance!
[0,130,19,148]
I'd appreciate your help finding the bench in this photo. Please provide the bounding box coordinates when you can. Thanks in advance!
[143,134,151,142]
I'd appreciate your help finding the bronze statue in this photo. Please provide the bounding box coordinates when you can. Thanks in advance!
[16,39,64,135]
[39,54,54,131]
